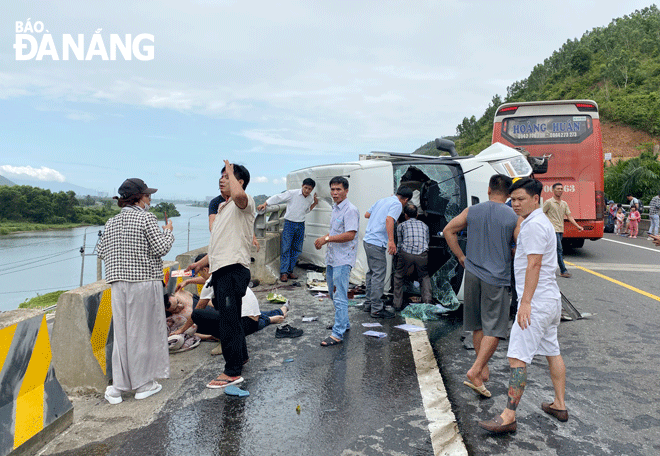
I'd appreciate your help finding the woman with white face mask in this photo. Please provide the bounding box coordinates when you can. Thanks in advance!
[97,178,174,404]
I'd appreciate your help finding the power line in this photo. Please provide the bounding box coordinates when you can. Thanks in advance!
[0,285,80,295]
[0,255,80,276]
[0,248,79,269]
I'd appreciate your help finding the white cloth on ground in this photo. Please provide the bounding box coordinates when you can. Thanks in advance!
[199,277,260,317]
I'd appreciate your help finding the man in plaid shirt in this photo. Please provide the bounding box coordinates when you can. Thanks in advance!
[393,203,431,310]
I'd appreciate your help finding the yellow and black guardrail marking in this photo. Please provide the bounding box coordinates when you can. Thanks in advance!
[84,265,178,377]
[86,288,114,378]
[0,314,73,456]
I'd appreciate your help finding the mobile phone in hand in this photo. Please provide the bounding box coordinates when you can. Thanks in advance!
[164,211,168,224]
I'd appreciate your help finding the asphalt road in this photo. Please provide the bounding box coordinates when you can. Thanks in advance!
[39,232,660,456]
[428,232,660,455]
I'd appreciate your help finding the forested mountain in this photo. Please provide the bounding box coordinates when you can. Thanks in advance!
[416,5,660,156]
[0,175,16,186]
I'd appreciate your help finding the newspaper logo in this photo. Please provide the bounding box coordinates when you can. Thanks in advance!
[14,19,154,61]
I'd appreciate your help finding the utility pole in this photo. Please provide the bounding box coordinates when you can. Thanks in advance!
[188,214,200,251]
[80,229,87,287]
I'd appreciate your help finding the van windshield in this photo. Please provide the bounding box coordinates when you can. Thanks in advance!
[393,162,465,235]
[393,161,466,308]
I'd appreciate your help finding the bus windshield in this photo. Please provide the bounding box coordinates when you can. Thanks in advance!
[502,115,593,145]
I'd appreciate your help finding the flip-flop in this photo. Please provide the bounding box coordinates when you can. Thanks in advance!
[206,376,244,389]
[320,336,342,347]
[225,385,249,397]
[463,380,491,398]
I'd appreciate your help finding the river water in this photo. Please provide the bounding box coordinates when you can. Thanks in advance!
[0,205,210,312]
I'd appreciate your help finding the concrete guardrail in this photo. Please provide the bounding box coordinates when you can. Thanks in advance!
[50,261,179,393]
[0,310,73,456]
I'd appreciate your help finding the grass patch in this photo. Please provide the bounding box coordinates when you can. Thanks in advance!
[19,290,68,309]
[0,222,85,235]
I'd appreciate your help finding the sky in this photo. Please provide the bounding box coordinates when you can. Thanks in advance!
[0,1,655,200]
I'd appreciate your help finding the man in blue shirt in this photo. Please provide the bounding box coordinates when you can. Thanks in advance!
[314,176,360,346]
[363,186,413,319]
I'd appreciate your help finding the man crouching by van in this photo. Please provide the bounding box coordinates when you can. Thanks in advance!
[443,174,518,399]
[314,176,360,347]
[479,178,568,434]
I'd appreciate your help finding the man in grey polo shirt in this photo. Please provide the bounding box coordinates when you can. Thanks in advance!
[444,174,519,398]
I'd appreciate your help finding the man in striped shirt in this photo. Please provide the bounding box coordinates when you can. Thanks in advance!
[393,203,431,310]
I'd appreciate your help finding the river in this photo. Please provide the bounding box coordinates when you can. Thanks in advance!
[0,204,210,312]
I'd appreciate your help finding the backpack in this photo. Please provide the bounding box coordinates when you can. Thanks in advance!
[635,198,643,213]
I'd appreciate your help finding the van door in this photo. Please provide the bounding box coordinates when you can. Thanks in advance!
[392,161,467,305]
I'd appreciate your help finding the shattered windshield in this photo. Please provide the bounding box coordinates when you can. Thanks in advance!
[393,162,465,231]
[393,162,466,306]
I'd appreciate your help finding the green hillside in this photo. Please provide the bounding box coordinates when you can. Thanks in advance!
[0,175,16,186]
[416,5,660,156]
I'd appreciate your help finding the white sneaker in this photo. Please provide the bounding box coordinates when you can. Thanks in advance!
[135,381,162,400]
[105,386,123,405]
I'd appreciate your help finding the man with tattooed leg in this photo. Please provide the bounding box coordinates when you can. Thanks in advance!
[478,178,568,434]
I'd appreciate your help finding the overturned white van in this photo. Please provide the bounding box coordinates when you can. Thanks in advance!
[287,140,534,307]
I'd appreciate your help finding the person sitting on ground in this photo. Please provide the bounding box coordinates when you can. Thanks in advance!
[257,178,319,282]
[172,257,290,344]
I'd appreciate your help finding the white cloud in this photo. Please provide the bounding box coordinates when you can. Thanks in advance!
[272,177,287,185]
[66,111,96,122]
[254,176,268,183]
[0,165,66,182]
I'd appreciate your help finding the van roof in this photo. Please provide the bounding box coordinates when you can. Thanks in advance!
[363,151,474,162]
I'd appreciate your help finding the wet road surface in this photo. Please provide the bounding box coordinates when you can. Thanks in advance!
[41,233,660,456]
[45,282,444,456]
[427,234,660,455]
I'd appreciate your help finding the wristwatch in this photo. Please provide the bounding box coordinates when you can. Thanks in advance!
[325,235,330,242]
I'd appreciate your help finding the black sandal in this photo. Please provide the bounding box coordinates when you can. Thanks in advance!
[320,336,342,347]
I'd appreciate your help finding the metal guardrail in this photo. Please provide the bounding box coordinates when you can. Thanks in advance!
[254,203,287,237]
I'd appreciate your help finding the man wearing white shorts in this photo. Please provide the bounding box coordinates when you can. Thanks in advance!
[479,178,568,434]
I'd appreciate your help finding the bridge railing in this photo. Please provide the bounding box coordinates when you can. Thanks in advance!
[254,203,287,237]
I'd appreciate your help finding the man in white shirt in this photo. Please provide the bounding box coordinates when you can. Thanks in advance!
[258,178,318,282]
[479,178,568,434]
[186,161,255,389]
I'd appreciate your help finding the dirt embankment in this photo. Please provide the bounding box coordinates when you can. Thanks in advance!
[601,121,660,159]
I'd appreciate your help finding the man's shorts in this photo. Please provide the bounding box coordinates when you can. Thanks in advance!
[507,298,561,364]
[463,269,510,339]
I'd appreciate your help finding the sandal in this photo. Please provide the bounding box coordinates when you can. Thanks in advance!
[320,336,342,347]
[206,375,244,389]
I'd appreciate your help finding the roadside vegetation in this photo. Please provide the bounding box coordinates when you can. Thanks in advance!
[18,290,67,310]
[414,6,660,203]
[0,185,180,234]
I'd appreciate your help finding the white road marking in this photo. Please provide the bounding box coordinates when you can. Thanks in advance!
[407,317,467,456]
[567,262,660,272]
[601,237,660,253]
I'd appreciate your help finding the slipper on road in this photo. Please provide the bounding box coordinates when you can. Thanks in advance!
[225,385,249,397]
[464,380,492,398]
[206,376,244,389]
[320,336,342,347]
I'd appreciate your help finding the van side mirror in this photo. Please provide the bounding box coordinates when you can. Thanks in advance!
[435,138,458,157]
